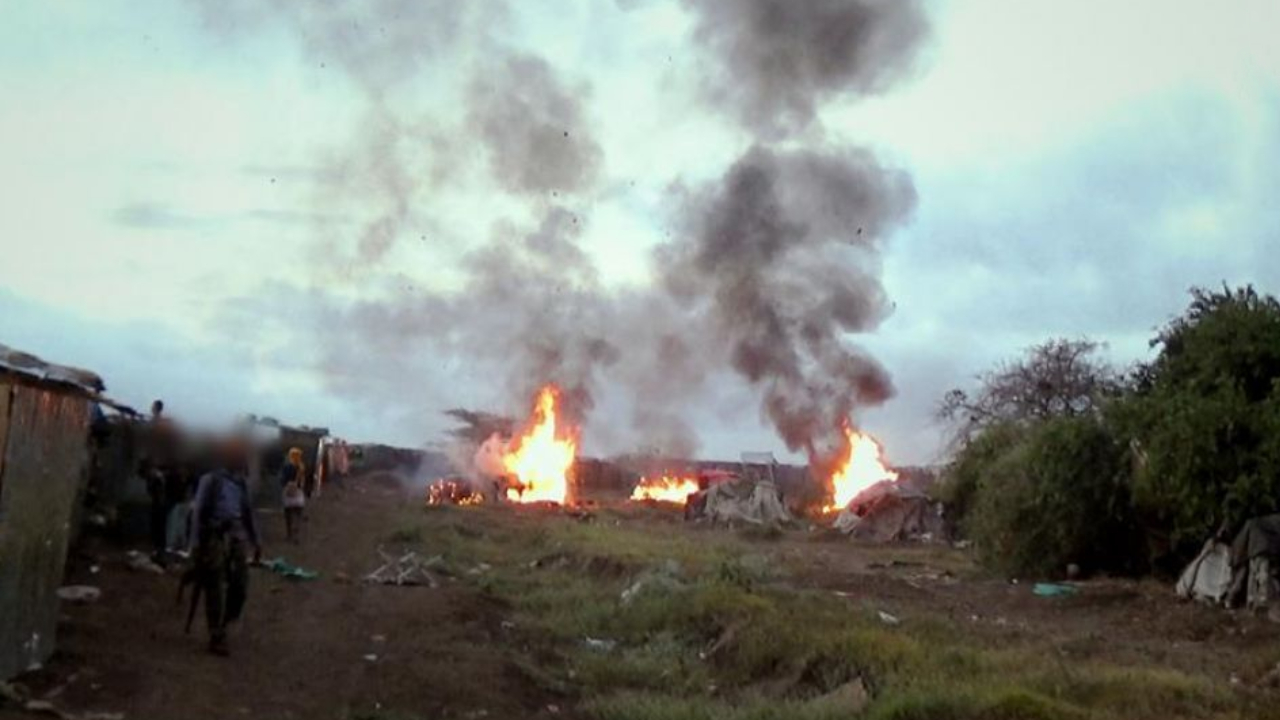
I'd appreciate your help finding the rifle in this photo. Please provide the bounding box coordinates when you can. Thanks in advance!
[175,562,203,634]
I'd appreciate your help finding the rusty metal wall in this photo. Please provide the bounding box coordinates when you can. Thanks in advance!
[0,383,91,680]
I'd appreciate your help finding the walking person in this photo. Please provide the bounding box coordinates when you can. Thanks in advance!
[189,438,261,656]
[280,447,307,543]
[143,399,181,565]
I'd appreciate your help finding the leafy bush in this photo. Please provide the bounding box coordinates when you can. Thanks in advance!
[944,286,1280,576]
[935,422,1026,524]
[1117,286,1280,567]
[963,416,1141,577]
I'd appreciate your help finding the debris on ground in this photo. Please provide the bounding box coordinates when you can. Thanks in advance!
[364,548,440,587]
[529,552,571,570]
[1259,662,1280,689]
[56,586,102,604]
[1,680,123,720]
[582,637,617,652]
[812,677,870,713]
[1032,582,1079,598]
[262,557,320,581]
[877,610,901,626]
[620,560,685,605]
[124,551,164,575]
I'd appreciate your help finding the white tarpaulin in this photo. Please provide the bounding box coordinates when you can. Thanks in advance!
[701,476,791,526]
[1176,540,1232,604]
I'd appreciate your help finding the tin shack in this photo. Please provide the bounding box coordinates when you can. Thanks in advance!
[0,343,102,680]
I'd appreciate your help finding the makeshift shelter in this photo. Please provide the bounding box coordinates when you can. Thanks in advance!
[835,483,947,543]
[1227,514,1280,612]
[1176,540,1233,604]
[1177,514,1280,614]
[696,475,791,527]
[0,344,100,680]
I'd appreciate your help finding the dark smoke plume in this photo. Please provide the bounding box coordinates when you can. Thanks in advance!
[444,408,514,444]
[193,0,478,94]
[682,0,928,137]
[199,0,930,467]
[663,0,929,467]
[662,146,915,457]
[310,204,619,429]
[468,52,604,196]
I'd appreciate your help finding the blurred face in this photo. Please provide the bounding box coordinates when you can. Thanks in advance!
[219,437,250,473]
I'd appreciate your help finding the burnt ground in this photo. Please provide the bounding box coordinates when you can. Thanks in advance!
[4,472,1280,720]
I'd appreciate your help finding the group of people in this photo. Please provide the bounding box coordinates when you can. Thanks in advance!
[138,400,333,655]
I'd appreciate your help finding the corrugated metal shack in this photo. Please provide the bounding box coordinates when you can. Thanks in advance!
[0,343,103,680]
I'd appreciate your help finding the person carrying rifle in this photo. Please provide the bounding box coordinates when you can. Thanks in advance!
[188,437,262,656]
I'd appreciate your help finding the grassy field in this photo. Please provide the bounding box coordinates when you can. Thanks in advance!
[383,502,1280,720]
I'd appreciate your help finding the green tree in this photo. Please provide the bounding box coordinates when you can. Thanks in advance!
[965,416,1140,577]
[1120,285,1280,567]
[940,338,1121,446]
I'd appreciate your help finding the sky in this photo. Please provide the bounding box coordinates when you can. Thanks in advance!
[1,0,1278,466]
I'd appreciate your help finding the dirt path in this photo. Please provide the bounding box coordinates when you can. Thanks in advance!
[6,477,1279,719]
[3,473,560,720]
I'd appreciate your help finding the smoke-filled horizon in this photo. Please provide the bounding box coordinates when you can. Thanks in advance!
[4,0,1278,465]
[181,0,931,469]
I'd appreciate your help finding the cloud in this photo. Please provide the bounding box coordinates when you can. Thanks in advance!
[857,92,1280,463]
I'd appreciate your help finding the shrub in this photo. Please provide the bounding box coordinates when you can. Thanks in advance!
[964,416,1141,577]
[1118,286,1280,567]
[935,422,1026,525]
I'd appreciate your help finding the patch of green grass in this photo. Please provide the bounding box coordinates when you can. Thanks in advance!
[864,686,1083,720]
[585,692,872,720]
[392,505,1270,720]
[1026,664,1230,718]
[384,525,424,544]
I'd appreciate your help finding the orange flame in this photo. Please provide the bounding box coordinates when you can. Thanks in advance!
[824,427,897,513]
[630,474,699,504]
[503,385,576,504]
[427,479,482,506]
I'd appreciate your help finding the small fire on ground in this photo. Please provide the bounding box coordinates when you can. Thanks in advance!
[427,479,482,506]
[630,474,699,504]
[503,385,577,505]
[824,426,898,513]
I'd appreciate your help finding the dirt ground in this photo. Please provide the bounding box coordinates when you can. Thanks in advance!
[4,472,1279,720]
[2,473,563,720]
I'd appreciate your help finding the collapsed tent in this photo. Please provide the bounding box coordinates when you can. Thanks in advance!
[1228,514,1280,613]
[834,484,947,543]
[1176,540,1232,604]
[1177,514,1280,615]
[690,475,791,527]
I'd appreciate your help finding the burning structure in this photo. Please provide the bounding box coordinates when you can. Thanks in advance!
[429,384,579,506]
[824,426,899,513]
[502,385,577,504]
[630,474,700,504]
